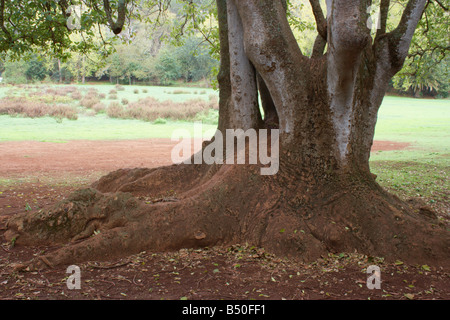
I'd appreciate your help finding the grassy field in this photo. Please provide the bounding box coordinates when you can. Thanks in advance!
[369,96,449,208]
[0,84,448,211]
[0,83,219,140]
[0,115,217,141]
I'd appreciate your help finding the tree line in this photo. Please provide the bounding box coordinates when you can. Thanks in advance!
[0,32,219,87]
[0,0,447,97]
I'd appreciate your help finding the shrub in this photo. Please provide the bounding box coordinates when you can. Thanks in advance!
[0,97,49,117]
[115,85,125,91]
[208,94,219,110]
[93,102,106,113]
[153,118,167,124]
[84,91,99,99]
[28,93,73,104]
[106,102,124,118]
[85,110,96,117]
[0,96,78,121]
[133,89,139,94]
[121,98,129,105]
[109,89,117,94]
[109,94,118,100]
[80,96,101,109]
[171,90,190,95]
[87,88,99,94]
[71,91,83,100]
[50,104,78,121]
[102,96,218,122]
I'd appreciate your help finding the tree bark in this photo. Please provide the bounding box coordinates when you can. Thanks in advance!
[226,0,262,130]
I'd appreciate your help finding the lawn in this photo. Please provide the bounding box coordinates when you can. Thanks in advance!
[0,115,216,141]
[369,96,449,209]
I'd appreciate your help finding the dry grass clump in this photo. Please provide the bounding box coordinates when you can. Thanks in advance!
[80,96,101,109]
[50,104,79,121]
[0,96,78,120]
[115,85,125,91]
[28,93,73,104]
[25,86,82,105]
[105,97,218,122]
[38,86,79,97]
[93,102,107,113]
[106,102,125,118]
[71,91,83,100]
[170,90,190,95]
[79,89,101,109]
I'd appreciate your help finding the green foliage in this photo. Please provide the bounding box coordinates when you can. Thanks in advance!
[25,58,48,82]
[154,37,218,84]
[2,60,28,84]
[155,48,182,85]
[0,0,118,59]
[391,1,449,97]
[2,55,49,84]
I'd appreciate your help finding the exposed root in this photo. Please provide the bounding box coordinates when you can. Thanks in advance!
[4,159,450,271]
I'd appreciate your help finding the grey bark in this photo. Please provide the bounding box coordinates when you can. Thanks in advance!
[218,0,428,173]
[227,0,262,130]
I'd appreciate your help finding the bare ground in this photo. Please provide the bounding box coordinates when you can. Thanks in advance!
[0,139,448,300]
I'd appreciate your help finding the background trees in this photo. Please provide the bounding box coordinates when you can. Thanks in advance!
[0,0,446,97]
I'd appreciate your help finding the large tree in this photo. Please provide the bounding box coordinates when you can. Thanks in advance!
[2,0,449,269]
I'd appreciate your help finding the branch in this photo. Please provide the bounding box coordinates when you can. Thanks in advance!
[226,0,261,130]
[386,0,427,72]
[326,0,372,162]
[103,0,128,34]
[308,0,327,40]
[311,33,326,58]
[0,0,12,42]
[375,0,390,39]
[434,0,448,11]
[327,0,371,62]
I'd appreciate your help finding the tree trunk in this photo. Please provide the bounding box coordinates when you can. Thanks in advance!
[81,56,86,84]
[57,59,62,83]
[4,0,449,270]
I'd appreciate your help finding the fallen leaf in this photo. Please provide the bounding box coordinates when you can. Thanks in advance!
[421,265,431,271]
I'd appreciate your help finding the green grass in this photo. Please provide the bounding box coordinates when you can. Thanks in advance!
[0,114,216,142]
[369,96,449,206]
[373,96,449,158]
